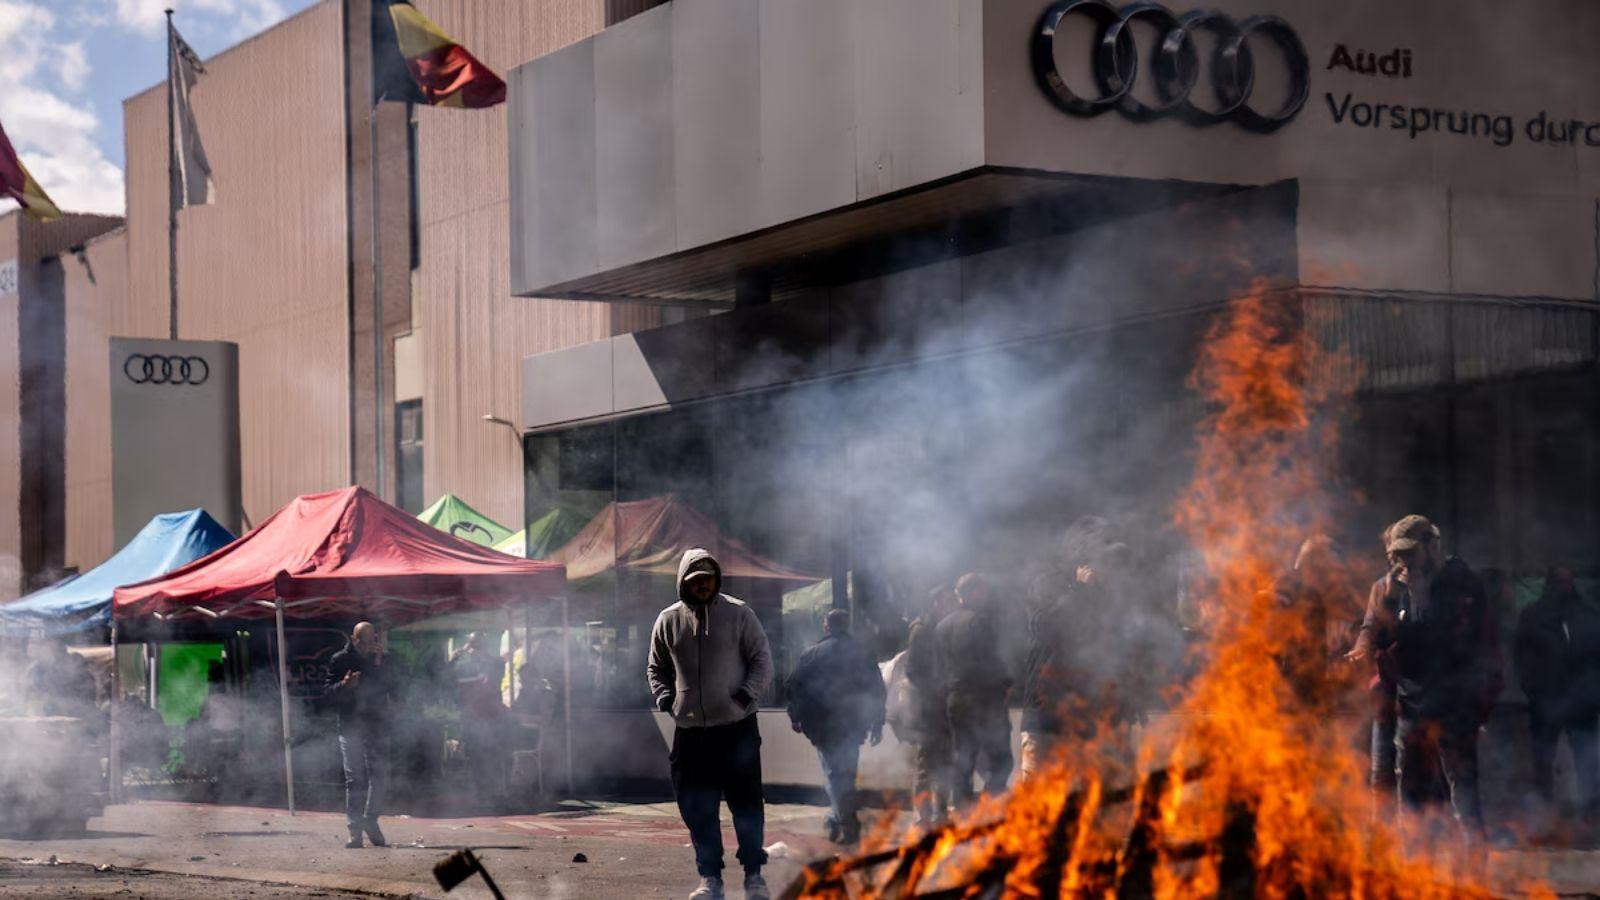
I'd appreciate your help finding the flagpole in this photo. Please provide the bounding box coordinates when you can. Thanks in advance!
[165,9,179,340]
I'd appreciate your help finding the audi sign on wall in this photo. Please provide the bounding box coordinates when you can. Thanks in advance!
[110,338,243,545]
[1032,0,1310,132]
[122,353,211,386]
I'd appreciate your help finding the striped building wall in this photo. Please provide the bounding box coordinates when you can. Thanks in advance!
[121,1,351,530]
[411,0,660,531]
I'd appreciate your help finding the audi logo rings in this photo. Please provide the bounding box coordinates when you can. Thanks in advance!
[1032,1,1309,132]
[123,353,210,386]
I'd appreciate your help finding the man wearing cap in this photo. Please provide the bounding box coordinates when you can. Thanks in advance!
[648,548,775,900]
[1356,515,1502,845]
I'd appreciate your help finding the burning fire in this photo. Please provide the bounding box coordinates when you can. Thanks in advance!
[794,286,1552,898]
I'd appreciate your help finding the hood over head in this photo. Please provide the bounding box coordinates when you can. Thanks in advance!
[677,547,722,604]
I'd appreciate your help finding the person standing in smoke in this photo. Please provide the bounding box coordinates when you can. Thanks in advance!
[785,608,886,844]
[936,572,1013,806]
[1021,567,1079,777]
[24,640,95,718]
[905,585,956,825]
[325,621,396,849]
[451,631,509,798]
[647,548,775,900]
[1515,565,1600,827]
[1357,515,1502,847]
[1271,535,1365,709]
[1349,525,1411,818]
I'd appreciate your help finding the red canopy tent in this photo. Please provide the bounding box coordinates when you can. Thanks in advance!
[548,493,817,583]
[112,486,567,812]
[115,485,565,624]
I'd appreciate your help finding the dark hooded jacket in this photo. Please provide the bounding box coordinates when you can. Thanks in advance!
[786,630,886,748]
[1515,584,1600,719]
[646,548,774,729]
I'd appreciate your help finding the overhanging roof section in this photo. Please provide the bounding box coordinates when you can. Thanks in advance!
[508,0,987,305]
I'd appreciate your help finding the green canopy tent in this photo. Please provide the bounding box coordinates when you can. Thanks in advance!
[416,494,513,548]
[493,506,591,559]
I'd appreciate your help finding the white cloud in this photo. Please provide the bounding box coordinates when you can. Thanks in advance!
[0,0,123,215]
[56,42,90,91]
[112,0,288,39]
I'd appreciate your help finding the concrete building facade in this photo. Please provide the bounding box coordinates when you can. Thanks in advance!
[505,0,1600,791]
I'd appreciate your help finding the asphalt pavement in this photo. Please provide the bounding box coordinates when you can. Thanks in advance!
[0,800,835,899]
[1,800,1599,898]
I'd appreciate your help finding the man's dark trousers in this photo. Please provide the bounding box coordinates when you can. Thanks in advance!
[339,726,382,829]
[1530,701,1600,813]
[670,714,768,877]
[816,739,861,839]
[1396,714,1481,835]
[947,691,1011,806]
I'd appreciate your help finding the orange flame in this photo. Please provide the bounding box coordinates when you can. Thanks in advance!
[799,284,1555,898]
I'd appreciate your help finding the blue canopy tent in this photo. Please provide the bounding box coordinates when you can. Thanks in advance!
[0,509,235,637]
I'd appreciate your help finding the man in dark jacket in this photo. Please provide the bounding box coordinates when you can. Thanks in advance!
[1021,570,1077,777]
[936,573,1013,807]
[1516,565,1600,819]
[787,609,886,844]
[324,622,396,848]
[647,549,774,900]
[905,585,955,825]
[1362,515,1501,846]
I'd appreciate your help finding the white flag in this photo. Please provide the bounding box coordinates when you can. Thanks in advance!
[169,22,213,208]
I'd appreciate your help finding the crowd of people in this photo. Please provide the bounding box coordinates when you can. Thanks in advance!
[637,513,1599,899]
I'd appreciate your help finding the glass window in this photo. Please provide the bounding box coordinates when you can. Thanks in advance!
[395,399,423,514]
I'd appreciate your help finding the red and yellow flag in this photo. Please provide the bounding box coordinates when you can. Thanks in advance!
[0,119,61,221]
[375,1,506,109]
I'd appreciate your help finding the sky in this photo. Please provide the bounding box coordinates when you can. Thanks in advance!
[0,0,318,216]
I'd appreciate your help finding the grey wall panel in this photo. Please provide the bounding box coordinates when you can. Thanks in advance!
[853,0,984,201]
[522,339,614,429]
[613,317,716,413]
[531,40,600,290]
[110,338,243,546]
[671,0,760,250]
[594,4,676,271]
[756,0,858,230]
[507,63,538,298]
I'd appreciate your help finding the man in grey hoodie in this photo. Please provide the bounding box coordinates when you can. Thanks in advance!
[648,548,775,900]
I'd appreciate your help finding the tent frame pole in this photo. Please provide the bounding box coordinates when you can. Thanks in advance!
[109,619,121,805]
[275,597,296,814]
[562,593,573,796]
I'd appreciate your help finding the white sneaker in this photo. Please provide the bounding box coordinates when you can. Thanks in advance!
[689,875,725,899]
[744,872,770,900]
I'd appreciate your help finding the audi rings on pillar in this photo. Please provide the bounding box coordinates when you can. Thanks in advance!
[123,353,210,385]
[1032,1,1310,132]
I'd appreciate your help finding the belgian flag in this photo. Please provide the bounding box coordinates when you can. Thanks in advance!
[0,119,61,221]
[372,1,506,108]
